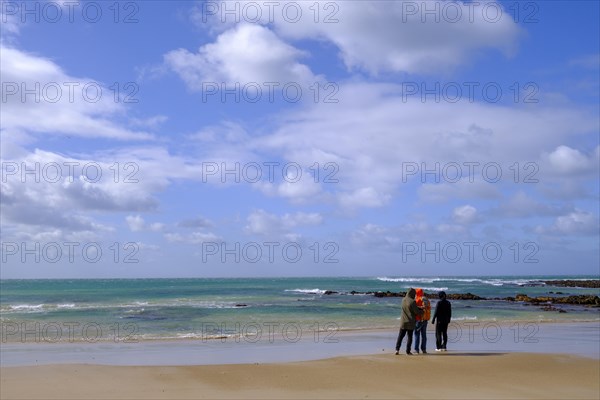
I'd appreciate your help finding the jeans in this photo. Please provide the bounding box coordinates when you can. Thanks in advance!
[435,322,449,350]
[395,328,413,353]
[414,320,428,352]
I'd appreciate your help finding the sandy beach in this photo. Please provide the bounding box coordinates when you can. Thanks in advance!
[2,352,599,399]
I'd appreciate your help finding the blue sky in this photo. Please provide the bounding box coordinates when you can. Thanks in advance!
[1,0,599,278]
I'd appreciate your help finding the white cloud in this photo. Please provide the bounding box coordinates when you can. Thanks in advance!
[196,1,523,75]
[257,177,324,204]
[126,215,164,232]
[435,223,468,235]
[1,46,153,141]
[489,192,572,218]
[419,179,501,203]
[0,5,21,40]
[129,115,168,129]
[245,209,322,237]
[338,187,391,209]
[350,223,399,249]
[164,23,318,88]
[535,210,599,236]
[126,215,145,232]
[255,82,597,207]
[164,231,222,244]
[351,220,471,250]
[535,146,599,200]
[0,145,201,243]
[452,205,478,224]
[541,145,599,176]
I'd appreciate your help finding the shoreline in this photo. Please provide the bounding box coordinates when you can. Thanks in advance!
[2,320,599,367]
[2,353,599,399]
[1,315,598,343]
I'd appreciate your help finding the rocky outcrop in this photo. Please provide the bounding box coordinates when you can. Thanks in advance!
[512,294,600,306]
[321,289,598,307]
[441,293,485,301]
[542,280,600,288]
[540,305,567,313]
[373,291,405,298]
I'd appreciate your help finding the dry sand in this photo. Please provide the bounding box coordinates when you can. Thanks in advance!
[1,352,598,399]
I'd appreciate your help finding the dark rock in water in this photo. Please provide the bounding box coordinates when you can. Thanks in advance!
[509,294,600,306]
[540,305,565,312]
[235,304,248,307]
[543,280,600,288]
[324,288,599,307]
[425,292,484,300]
[374,291,406,298]
[447,293,485,301]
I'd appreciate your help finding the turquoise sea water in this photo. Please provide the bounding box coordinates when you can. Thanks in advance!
[1,276,598,342]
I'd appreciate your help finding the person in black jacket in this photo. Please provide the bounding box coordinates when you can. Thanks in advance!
[431,291,451,351]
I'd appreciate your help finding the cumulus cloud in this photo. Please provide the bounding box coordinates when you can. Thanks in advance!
[541,145,599,176]
[164,231,223,244]
[534,210,599,236]
[165,23,318,88]
[254,82,597,208]
[245,209,322,238]
[126,215,165,232]
[257,177,324,204]
[452,205,478,224]
[338,187,391,209]
[195,1,523,75]
[1,46,153,140]
[0,145,201,243]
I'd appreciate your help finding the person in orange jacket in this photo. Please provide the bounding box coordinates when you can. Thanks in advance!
[413,288,431,354]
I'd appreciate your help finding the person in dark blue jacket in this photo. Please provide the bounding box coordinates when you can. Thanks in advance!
[431,291,451,351]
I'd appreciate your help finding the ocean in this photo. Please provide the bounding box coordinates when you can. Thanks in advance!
[1,276,599,343]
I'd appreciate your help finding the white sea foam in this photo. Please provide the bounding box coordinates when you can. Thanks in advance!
[8,304,45,311]
[377,277,542,286]
[124,308,145,314]
[417,286,449,292]
[377,277,438,283]
[285,289,327,295]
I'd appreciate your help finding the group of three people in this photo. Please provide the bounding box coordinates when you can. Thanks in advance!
[395,288,452,355]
